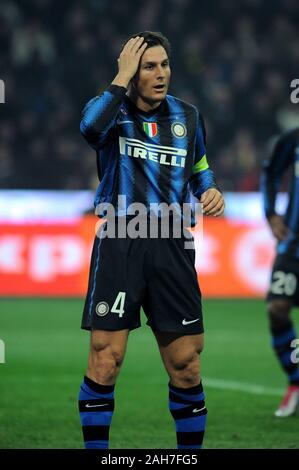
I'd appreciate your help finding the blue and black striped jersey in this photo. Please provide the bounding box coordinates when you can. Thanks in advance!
[80,84,217,219]
[261,128,299,257]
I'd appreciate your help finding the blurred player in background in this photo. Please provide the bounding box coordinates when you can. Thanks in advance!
[78,31,224,448]
[261,127,299,417]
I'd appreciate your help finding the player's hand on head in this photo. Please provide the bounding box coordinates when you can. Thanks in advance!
[268,214,289,241]
[200,188,225,217]
[117,36,147,82]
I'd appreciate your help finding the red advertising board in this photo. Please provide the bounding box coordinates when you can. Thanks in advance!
[0,217,275,297]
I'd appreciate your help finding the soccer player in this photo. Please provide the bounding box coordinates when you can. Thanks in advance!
[78,31,224,448]
[261,127,299,417]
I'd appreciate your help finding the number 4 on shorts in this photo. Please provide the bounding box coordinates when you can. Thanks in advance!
[111,292,126,318]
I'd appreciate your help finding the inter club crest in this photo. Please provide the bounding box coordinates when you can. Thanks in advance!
[171,122,187,138]
[143,122,158,137]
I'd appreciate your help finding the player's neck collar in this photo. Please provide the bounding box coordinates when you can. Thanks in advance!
[125,95,166,117]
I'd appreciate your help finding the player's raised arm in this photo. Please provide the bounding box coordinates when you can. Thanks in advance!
[80,36,147,149]
[190,112,224,217]
[112,36,148,87]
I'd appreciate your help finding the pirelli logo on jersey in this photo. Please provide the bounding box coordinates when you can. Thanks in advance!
[119,137,187,168]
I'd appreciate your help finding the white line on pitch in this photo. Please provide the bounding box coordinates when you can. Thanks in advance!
[204,378,284,396]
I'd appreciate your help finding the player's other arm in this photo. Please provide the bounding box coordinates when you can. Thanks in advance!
[80,36,147,149]
[261,135,293,241]
[190,112,225,217]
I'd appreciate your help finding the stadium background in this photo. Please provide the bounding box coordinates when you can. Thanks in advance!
[1,0,299,449]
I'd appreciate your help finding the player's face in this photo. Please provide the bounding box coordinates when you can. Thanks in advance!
[134,45,171,109]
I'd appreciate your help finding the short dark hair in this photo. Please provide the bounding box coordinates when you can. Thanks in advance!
[123,31,171,58]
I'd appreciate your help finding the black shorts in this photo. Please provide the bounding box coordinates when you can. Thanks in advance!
[81,226,203,334]
[266,253,299,306]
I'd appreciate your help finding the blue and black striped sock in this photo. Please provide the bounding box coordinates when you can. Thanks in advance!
[78,375,115,449]
[271,322,299,385]
[169,381,207,449]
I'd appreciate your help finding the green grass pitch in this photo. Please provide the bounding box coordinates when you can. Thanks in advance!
[0,298,298,449]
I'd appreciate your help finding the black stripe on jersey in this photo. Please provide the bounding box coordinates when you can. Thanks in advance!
[183,105,198,197]
[168,98,197,205]
[158,99,174,205]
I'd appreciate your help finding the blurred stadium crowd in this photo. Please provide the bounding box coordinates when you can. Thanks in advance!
[1,0,299,191]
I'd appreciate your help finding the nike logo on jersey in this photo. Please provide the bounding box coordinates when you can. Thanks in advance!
[193,406,206,413]
[85,403,108,408]
[119,137,187,168]
[182,318,200,325]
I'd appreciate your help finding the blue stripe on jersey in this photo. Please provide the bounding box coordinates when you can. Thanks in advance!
[142,115,161,205]
[195,168,217,195]
[195,121,206,159]
[167,97,187,204]
[118,117,134,213]
[81,93,114,133]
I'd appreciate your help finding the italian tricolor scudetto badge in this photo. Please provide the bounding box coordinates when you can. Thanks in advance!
[143,122,158,137]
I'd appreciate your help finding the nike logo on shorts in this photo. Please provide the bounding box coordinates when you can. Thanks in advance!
[182,318,200,326]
